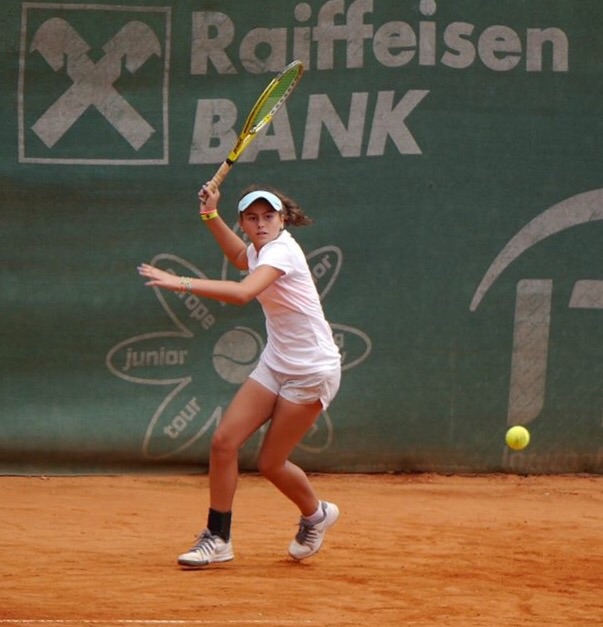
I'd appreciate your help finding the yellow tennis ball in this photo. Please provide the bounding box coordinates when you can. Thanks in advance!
[505,425,530,451]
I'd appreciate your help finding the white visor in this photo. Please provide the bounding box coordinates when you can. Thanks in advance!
[238,190,283,213]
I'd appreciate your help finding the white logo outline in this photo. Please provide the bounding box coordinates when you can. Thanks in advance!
[18,3,172,165]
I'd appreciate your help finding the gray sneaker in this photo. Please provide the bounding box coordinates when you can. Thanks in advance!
[177,529,234,568]
[288,501,339,561]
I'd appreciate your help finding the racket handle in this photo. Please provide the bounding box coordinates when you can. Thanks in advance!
[209,160,233,191]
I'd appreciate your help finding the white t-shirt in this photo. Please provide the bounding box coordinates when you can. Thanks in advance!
[246,230,341,375]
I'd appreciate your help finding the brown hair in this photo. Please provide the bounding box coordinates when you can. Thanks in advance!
[238,184,314,227]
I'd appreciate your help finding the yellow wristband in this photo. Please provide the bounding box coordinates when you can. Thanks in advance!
[200,210,219,221]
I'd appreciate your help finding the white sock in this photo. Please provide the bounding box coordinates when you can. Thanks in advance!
[303,501,324,525]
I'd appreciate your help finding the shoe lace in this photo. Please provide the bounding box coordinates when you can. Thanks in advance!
[190,530,217,556]
[294,519,320,546]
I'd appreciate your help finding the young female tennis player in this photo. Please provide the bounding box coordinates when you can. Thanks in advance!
[137,183,341,567]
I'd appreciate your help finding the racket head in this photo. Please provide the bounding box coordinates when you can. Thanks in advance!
[244,60,304,134]
[228,60,304,161]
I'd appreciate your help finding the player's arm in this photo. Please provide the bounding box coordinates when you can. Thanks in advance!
[199,184,248,271]
[202,215,248,271]
[137,263,282,306]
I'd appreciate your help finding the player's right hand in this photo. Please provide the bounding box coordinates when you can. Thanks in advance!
[199,182,220,212]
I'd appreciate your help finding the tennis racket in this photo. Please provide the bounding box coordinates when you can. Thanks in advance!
[207,60,304,191]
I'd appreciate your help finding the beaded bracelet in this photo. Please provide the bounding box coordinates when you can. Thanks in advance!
[179,277,193,294]
[200,209,219,221]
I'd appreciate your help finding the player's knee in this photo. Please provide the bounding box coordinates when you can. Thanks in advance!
[256,454,282,480]
[210,429,237,460]
[257,459,273,479]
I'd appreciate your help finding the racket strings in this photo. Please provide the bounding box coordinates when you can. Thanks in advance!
[222,61,304,167]
[248,66,303,131]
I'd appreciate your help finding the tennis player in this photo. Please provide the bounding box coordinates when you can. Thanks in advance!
[137,183,341,567]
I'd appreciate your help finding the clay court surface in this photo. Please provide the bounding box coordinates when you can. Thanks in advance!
[1,473,601,626]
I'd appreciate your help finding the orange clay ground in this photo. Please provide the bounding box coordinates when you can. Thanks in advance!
[0,473,601,626]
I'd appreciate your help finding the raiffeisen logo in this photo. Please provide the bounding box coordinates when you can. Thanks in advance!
[106,240,371,461]
[19,1,570,167]
[18,4,171,165]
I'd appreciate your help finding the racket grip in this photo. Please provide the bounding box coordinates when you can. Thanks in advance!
[210,160,233,191]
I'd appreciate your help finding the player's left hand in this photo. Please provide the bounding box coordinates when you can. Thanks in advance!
[137,263,179,290]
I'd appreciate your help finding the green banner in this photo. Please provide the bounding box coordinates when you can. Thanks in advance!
[1,0,602,473]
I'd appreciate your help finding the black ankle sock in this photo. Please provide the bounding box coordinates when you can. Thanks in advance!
[207,508,232,542]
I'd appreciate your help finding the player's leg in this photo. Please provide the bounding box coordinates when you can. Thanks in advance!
[256,397,323,514]
[257,397,339,560]
[178,377,277,568]
[209,377,277,511]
